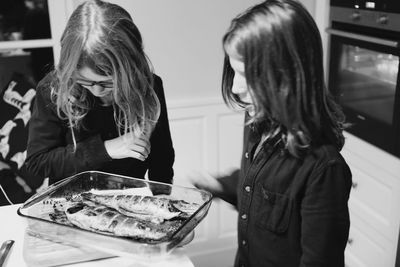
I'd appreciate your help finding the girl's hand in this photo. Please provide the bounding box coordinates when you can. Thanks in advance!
[187,171,223,195]
[104,132,150,161]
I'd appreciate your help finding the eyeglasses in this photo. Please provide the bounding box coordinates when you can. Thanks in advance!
[76,79,114,89]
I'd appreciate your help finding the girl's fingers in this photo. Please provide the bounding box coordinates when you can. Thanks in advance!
[122,133,151,159]
[128,150,146,161]
[128,144,150,159]
[132,138,150,150]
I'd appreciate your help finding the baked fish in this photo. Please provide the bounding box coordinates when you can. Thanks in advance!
[170,199,201,214]
[65,202,182,241]
[80,192,200,223]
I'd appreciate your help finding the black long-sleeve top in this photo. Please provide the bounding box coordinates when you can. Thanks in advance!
[217,121,352,267]
[26,73,174,184]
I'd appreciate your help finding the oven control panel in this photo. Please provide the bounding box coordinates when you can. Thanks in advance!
[330,0,400,13]
[330,6,400,32]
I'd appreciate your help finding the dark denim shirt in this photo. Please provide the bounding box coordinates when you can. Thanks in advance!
[218,123,352,267]
[26,73,174,184]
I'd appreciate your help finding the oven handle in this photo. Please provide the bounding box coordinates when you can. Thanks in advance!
[326,28,399,48]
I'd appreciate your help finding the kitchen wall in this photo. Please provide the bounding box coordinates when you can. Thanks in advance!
[69,0,327,104]
[126,0,264,102]
[70,0,263,103]
[299,0,330,69]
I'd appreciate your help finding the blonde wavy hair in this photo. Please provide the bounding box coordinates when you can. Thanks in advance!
[52,0,159,146]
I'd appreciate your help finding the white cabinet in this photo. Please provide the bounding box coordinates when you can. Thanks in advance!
[167,98,243,267]
[342,132,400,267]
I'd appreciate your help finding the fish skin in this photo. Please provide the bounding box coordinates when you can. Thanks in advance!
[81,193,189,222]
[65,202,182,241]
[170,199,201,214]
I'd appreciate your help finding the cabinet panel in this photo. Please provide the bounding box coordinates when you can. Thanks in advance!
[345,252,367,267]
[342,132,400,267]
[217,113,242,237]
[343,147,400,242]
[345,223,388,267]
[348,166,392,235]
[167,101,240,267]
[168,117,207,240]
[218,200,238,238]
[169,117,205,187]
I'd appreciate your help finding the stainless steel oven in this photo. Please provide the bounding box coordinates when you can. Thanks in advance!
[327,0,400,157]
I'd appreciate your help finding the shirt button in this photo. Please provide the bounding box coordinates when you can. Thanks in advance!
[244,186,251,192]
[245,152,249,159]
[241,214,247,220]
[242,240,247,246]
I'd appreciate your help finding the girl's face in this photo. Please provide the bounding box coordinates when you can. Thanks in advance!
[228,55,255,116]
[76,66,114,100]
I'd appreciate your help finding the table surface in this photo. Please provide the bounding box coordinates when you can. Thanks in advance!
[0,204,194,267]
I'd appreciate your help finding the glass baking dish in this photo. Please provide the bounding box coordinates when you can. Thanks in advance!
[18,171,212,259]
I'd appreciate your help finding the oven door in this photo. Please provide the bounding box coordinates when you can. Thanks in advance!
[327,28,400,156]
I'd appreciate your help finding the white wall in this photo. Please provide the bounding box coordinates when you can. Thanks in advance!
[81,0,263,102]
[298,0,330,71]
[69,0,330,103]
[313,0,330,71]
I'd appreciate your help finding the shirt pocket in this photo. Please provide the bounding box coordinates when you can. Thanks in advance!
[255,186,292,233]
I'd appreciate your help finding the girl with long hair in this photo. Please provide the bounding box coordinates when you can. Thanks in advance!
[191,0,352,266]
[26,0,174,184]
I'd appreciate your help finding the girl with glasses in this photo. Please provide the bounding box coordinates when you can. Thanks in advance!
[26,0,174,185]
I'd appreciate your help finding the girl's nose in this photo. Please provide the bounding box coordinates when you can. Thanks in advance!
[231,83,239,94]
[231,80,246,95]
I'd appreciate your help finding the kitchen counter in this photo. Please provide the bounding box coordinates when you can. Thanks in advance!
[0,204,194,267]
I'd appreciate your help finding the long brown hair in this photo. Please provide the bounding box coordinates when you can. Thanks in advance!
[52,0,159,143]
[222,0,347,157]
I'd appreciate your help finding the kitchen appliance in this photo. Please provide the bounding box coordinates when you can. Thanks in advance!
[17,171,212,261]
[327,0,400,157]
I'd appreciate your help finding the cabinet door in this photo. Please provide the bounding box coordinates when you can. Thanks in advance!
[345,215,393,267]
[167,102,243,267]
[342,133,400,267]
[345,216,391,267]
[346,163,395,240]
